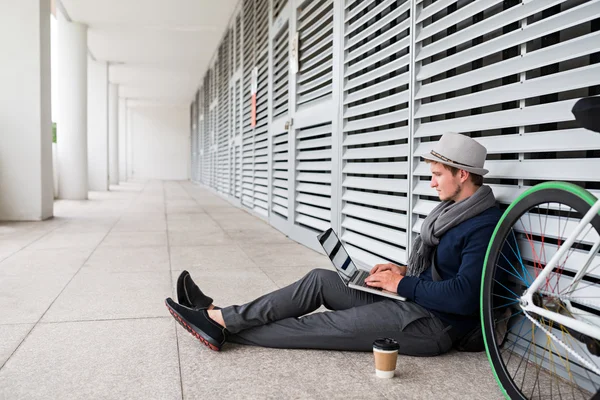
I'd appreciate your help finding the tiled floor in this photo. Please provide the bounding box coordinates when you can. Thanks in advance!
[0,180,503,399]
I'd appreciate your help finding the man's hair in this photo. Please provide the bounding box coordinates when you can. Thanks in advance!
[425,160,484,186]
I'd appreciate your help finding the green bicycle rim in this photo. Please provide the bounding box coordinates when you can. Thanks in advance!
[480,181,599,399]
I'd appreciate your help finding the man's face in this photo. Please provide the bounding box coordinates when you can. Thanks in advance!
[430,162,462,202]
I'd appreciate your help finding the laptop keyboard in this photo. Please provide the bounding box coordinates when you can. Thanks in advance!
[353,270,382,290]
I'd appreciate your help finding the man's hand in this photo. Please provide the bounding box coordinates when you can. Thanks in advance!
[364,270,403,292]
[370,263,406,276]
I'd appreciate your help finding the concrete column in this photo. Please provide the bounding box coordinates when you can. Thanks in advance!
[108,83,119,185]
[87,57,108,191]
[0,0,53,220]
[118,98,127,182]
[127,107,134,178]
[57,12,88,199]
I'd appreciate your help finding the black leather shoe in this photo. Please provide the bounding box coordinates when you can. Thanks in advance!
[165,298,226,351]
[176,270,213,309]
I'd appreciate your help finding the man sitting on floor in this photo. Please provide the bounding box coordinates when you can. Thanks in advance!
[165,132,502,356]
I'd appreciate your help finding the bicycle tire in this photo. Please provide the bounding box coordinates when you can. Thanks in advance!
[481,181,600,399]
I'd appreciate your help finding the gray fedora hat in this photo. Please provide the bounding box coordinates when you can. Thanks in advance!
[422,132,489,176]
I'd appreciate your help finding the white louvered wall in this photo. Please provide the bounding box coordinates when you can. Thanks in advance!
[191,0,600,271]
[296,0,334,107]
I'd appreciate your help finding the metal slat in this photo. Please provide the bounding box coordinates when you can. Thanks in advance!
[414,129,600,156]
[298,0,325,22]
[300,9,333,40]
[296,193,331,208]
[343,126,409,146]
[300,33,333,62]
[345,19,410,66]
[296,182,332,196]
[342,231,406,263]
[416,31,600,99]
[301,47,332,71]
[342,189,408,211]
[298,59,333,85]
[345,36,410,77]
[296,136,331,150]
[342,204,407,229]
[344,91,409,119]
[414,158,600,182]
[345,57,409,90]
[415,0,454,24]
[415,99,578,138]
[342,217,407,247]
[297,161,331,171]
[417,0,503,43]
[272,204,288,216]
[343,109,409,132]
[344,144,408,160]
[346,3,410,50]
[343,177,408,193]
[344,0,398,39]
[297,85,331,105]
[296,203,331,221]
[416,0,565,61]
[343,162,407,176]
[297,125,331,140]
[416,64,600,119]
[297,172,332,184]
[343,74,409,104]
[297,149,332,160]
[344,0,375,23]
[417,1,600,80]
[298,71,332,95]
[296,214,330,231]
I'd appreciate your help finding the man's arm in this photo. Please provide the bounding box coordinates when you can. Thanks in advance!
[395,222,496,315]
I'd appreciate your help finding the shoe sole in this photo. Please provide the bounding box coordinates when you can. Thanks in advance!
[165,300,221,352]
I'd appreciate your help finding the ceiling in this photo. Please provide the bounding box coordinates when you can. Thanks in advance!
[60,0,238,106]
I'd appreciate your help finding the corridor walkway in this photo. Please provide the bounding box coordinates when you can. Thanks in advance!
[0,180,501,399]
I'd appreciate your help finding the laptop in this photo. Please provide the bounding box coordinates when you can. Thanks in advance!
[317,228,406,301]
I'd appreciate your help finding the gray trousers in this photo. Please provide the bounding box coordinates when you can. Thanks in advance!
[221,269,453,356]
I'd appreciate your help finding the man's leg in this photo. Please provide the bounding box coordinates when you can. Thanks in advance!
[228,300,453,356]
[221,268,381,333]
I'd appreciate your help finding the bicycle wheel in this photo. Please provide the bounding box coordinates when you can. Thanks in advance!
[481,182,600,400]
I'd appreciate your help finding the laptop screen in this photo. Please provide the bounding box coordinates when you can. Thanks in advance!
[317,228,358,284]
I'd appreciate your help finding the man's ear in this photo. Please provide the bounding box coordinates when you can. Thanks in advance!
[460,169,470,183]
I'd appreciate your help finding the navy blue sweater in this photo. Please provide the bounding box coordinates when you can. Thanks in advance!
[396,206,502,338]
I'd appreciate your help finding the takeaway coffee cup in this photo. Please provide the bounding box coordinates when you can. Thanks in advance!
[373,338,399,378]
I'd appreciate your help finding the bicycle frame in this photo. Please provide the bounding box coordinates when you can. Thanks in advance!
[521,197,600,342]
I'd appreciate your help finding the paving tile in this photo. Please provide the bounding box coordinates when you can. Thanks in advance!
[177,340,387,400]
[0,324,33,366]
[168,231,234,247]
[0,241,27,262]
[217,217,272,231]
[112,215,167,232]
[99,231,168,247]
[171,267,277,306]
[170,245,255,270]
[52,219,116,234]
[239,243,331,268]
[226,228,294,244]
[26,232,106,251]
[341,350,503,400]
[166,204,205,214]
[0,273,72,324]
[42,269,172,322]
[0,248,91,276]
[0,319,181,399]
[83,246,170,272]
[167,214,222,232]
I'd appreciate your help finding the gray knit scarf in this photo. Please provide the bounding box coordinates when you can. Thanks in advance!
[406,185,497,277]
